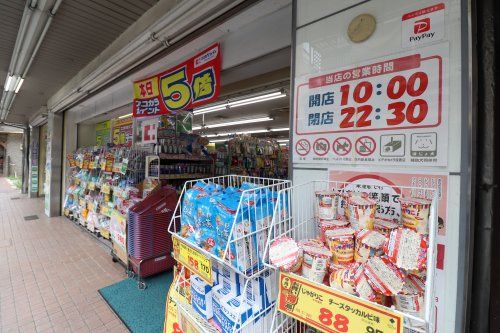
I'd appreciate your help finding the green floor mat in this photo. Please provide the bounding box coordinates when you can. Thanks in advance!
[99,271,174,333]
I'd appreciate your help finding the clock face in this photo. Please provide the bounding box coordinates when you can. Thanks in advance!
[347,14,376,43]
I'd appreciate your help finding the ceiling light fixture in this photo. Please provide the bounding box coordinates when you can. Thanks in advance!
[14,78,24,94]
[193,90,286,115]
[4,75,13,92]
[203,127,289,138]
[277,139,289,143]
[118,113,133,119]
[210,138,229,143]
[193,116,273,130]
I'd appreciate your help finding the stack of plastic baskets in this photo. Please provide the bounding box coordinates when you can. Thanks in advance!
[128,186,178,287]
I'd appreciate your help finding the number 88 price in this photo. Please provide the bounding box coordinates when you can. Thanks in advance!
[319,308,349,332]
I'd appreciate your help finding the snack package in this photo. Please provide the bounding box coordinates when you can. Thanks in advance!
[393,274,425,316]
[325,228,355,265]
[384,228,428,271]
[364,256,405,296]
[318,216,349,243]
[269,237,303,272]
[329,263,359,294]
[191,275,214,320]
[353,263,377,301]
[354,229,386,263]
[300,242,331,283]
[346,193,376,230]
[400,196,431,234]
[374,218,400,236]
[252,197,276,269]
[315,190,339,220]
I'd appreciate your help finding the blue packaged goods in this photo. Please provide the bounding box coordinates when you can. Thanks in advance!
[212,294,253,333]
[190,275,213,320]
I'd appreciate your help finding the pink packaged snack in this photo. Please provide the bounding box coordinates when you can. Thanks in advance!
[346,193,376,230]
[384,228,428,270]
[364,256,405,296]
[301,242,331,283]
[325,228,355,265]
[374,218,400,236]
[318,216,349,243]
[315,190,340,220]
[354,229,386,263]
[393,274,425,315]
[269,237,303,272]
[329,263,360,294]
[400,196,431,234]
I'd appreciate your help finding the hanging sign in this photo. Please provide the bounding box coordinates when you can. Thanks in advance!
[293,43,448,167]
[141,118,159,144]
[133,43,221,117]
[278,272,403,333]
[112,116,133,147]
[95,120,111,146]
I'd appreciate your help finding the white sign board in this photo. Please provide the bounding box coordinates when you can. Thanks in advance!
[141,118,158,144]
[293,43,448,166]
[402,3,445,48]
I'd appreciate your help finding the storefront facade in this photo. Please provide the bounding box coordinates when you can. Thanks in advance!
[27,0,482,332]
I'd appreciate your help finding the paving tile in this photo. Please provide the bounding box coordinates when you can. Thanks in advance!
[0,180,127,333]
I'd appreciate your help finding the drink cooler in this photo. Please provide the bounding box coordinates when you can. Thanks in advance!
[127,186,178,288]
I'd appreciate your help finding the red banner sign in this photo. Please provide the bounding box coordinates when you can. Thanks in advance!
[133,43,221,117]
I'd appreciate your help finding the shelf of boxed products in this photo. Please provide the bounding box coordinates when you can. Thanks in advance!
[263,180,438,333]
[171,264,277,333]
[167,175,291,332]
[160,173,212,180]
[158,153,213,162]
[168,175,291,278]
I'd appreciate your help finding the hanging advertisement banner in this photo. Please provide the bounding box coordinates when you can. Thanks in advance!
[95,120,111,146]
[133,43,221,117]
[112,116,133,147]
[293,43,448,167]
[328,168,448,331]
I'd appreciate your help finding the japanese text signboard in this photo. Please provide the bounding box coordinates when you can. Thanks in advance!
[278,272,403,333]
[112,117,133,147]
[133,43,221,117]
[172,236,213,285]
[293,43,448,166]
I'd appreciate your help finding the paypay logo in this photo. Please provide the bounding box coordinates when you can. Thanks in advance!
[414,18,431,34]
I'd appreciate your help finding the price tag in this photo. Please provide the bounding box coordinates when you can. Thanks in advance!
[172,237,212,284]
[164,275,183,333]
[278,272,403,333]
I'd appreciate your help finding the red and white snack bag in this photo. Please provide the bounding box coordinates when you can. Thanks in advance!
[329,263,359,294]
[384,228,428,270]
[353,263,377,301]
[325,227,355,265]
[318,216,349,243]
[298,238,325,248]
[400,196,431,234]
[374,218,400,236]
[354,229,386,263]
[364,256,405,296]
[393,274,425,315]
[315,190,340,220]
[346,193,376,230]
[269,237,303,272]
[301,243,331,283]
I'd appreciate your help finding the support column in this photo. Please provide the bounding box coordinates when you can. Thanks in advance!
[44,112,63,217]
[28,126,39,198]
[22,128,29,194]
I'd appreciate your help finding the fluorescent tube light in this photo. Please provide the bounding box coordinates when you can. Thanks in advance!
[279,143,288,146]
[118,113,132,119]
[270,127,290,132]
[193,91,286,115]
[14,78,24,94]
[210,139,229,143]
[4,75,13,91]
[277,139,289,143]
[203,127,289,137]
[194,117,273,130]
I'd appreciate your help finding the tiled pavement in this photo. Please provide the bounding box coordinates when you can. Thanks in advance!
[0,178,129,332]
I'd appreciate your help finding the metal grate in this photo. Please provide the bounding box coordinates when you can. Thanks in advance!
[24,215,39,221]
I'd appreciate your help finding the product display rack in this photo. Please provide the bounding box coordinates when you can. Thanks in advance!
[168,175,291,333]
[263,180,438,333]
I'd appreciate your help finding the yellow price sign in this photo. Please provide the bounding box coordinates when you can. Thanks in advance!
[278,272,403,333]
[172,237,212,284]
[164,275,183,333]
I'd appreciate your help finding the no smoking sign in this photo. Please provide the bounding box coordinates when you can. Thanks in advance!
[295,139,311,156]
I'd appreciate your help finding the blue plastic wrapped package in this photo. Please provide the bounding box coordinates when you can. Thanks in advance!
[197,196,218,254]
[252,198,276,270]
[213,196,258,274]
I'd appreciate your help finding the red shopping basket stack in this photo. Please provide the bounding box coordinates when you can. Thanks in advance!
[128,186,178,280]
